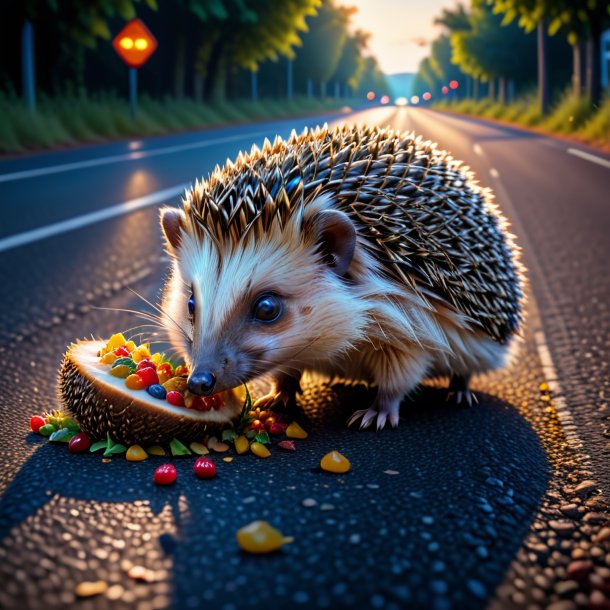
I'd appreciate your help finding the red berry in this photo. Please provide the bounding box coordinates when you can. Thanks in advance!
[30,415,46,433]
[113,346,130,357]
[69,432,91,453]
[194,458,217,479]
[166,391,184,407]
[268,422,287,436]
[250,419,263,430]
[136,359,155,372]
[154,464,177,485]
[191,395,211,411]
[137,366,159,387]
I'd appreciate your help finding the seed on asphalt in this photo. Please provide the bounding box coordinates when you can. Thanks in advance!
[74,581,108,597]
[302,498,317,508]
[320,503,335,511]
[383,470,399,475]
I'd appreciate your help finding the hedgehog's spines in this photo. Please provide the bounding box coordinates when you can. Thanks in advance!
[184,124,524,343]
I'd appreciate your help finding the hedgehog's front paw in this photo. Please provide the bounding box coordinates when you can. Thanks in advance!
[446,374,478,408]
[253,374,302,410]
[347,398,400,430]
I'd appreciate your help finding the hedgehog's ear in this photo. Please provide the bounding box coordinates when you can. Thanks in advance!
[315,209,356,277]
[160,207,185,253]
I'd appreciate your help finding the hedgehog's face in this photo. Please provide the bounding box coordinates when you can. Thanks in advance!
[160,204,366,398]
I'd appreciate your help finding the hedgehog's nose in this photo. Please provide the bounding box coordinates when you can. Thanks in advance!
[188,371,217,396]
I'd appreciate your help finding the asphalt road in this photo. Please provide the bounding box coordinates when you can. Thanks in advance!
[0,106,609,610]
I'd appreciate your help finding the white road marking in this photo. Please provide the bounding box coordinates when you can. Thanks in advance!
[567,147,610,170]
[0,130,269,184]
[0,183,188,254]
[490,168,500,178]
[534,331,585,451]
[473,143,483,156]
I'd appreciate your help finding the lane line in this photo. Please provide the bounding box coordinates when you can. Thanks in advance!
[567,147,610,169]
[0,130,269,184]
[0,183,188,254]
[473,143,483,156]
[490,168,500,178]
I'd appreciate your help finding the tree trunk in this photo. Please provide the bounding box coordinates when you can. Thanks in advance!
[586,17,602,106]
[572,42,582,97]
[537,21,550,114]
[473,77,479,100]
[488,78,495,100]
[320,81,326,98]
[498,76,506,104]
[174,34,187,99]
[204,39,225,102]
[211,56,227,104]
[194,74,204,103]
[21,19,36,112]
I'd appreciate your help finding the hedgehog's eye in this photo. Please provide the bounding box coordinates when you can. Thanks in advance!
[252,293,283,323]
[187,293,195,316]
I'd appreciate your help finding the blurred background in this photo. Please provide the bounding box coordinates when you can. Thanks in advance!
[0,0,609,154]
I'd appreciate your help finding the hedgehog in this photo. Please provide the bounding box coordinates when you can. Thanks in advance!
[158,124,525,430]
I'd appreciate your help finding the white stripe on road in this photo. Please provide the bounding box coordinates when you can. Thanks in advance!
[0,130,268,184]
[567,147,610,170]
[473,143,483,156]
[489,168,500,178]
[0,183,188,254]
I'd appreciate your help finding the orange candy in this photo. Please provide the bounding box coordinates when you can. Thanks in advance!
[125,374,145,390]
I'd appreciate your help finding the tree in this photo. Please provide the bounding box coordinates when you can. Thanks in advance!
[355,55,389,97]
[331,29,369,94]
[491,0,610,106]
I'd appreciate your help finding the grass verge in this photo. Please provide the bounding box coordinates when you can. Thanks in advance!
[0,93,348,155]
[433,91,610,150]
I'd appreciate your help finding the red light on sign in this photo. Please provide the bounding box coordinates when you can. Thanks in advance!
[113,19,157,69]
[366,91,375,100]
[380,95,390,104]
[423,92,432,101]
[449,80,459,90]
[442,86,449,95]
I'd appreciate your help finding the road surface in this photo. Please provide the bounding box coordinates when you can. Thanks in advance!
[0,106,608,610]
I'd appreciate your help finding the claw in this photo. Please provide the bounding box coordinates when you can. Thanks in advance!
[388,411,399,428]
[375,411,387,431]
[447,374,477,408]
[347,408,369,427]
[253,391,284,411]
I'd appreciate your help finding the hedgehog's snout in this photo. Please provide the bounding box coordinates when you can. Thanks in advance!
[187,370,217,396]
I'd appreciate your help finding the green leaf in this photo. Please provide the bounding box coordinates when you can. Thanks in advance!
[170,438,192,456]
[254,431,270,445]
[63,418,81,433]
[49,428,74,442]
[245,430,257,440]
[90,441,107,452]
[222,429,237,443]
[104,443,127,456]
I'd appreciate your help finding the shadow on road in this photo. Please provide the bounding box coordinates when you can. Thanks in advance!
[0,380,548,610]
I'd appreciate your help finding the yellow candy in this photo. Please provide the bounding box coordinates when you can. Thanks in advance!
[150,353,162,365]
[147,445,165,456]
[131,344,150,363]
[320,450,351,473]
[236,521,293,554]
[235,435,249,455]
[106,333,127,351]
[223,457,234,462]
[190,442,209,455]
[539,382,549,392]
[250,442,271,459]
[126,340,136,353]
[109,364,131,379]
[163,377,188,393]
[286,422,308,439]
[126,445,148,461]
[101,352,118,365]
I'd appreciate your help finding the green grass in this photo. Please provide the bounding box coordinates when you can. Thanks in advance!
[433,90,608,148]
[0,93,350,155]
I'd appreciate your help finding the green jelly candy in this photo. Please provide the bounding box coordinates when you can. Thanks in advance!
[112,357,136,374]
[39,423,57,437]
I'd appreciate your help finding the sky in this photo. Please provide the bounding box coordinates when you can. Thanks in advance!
[348,0,462,75]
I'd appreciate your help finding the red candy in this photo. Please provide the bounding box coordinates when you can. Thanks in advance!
[175,365,189,377]
[194,457,217,479]
[136,359,155,372]
[211,395,223,410]
[136,366,159,387]
[166,391,184,407]
[268,422,287,436]
[113,346,130,357]
[191,395,211,411]
[69,432,91,453]
[154,464,177,485]
[30,416,46,433]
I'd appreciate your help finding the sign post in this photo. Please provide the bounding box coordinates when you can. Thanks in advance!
[112,19,158,121]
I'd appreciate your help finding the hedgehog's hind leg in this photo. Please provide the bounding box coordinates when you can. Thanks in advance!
[446,373,478,408]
